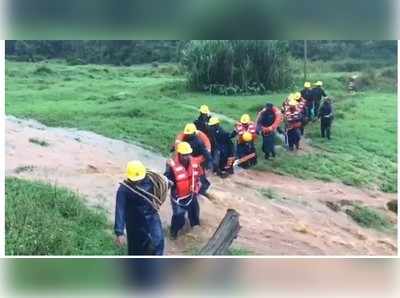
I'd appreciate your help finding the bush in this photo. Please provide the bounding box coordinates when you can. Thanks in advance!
[66,57,86,66]
[380,67,397,79]
[29,138,49,147]
[33,65,53,75]
[32,55,47,62]
[158,64,182,76]
[181,40,293,94]
[332,60,367,72]
[350,69,377,91]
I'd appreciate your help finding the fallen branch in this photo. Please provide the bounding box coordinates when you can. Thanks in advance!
[199,209,241,255]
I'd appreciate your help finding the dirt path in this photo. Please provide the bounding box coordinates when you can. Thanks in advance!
[5,116,397,255]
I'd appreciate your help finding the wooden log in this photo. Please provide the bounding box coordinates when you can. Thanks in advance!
[199,209,241,255]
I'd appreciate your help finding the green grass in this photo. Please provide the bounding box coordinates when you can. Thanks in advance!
[346,204,394,231]
[254,91,397,192]
[185,246,252,255]
[5,177,124,255]
[5,60,397,192]
[291,58,396,75]
[227,247,253,255]
[8,259,122,291]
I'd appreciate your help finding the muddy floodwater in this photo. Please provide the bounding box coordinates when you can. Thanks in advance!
[6,116,397,255]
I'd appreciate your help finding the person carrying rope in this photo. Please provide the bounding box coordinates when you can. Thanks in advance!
[164,142,202,240]
[114,161,168,255]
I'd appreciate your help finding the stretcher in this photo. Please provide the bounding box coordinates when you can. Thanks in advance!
[232,152,257,167]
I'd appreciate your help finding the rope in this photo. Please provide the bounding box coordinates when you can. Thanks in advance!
[147,170,169,208]
[121,171,168,212]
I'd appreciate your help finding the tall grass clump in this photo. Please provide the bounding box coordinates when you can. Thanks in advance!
[181,40,293,94]
[346,204,393,231]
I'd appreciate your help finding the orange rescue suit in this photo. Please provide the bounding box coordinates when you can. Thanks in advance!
[168,156,201,200]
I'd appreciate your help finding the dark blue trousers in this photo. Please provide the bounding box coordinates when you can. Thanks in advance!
[170,196,200,237]
[262,133,276,157]
[287,128,301,150]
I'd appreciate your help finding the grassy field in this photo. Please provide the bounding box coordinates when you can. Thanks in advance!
[5,177,123,255]
[5,60,397,192]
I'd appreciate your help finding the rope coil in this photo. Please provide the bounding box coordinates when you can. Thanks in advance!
[121,170,168,212]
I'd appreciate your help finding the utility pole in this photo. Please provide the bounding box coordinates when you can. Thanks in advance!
[304,40,308,82]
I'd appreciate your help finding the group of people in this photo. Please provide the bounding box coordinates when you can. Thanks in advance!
[300,80,333,140]
[193,103,283,178]
[113,81,333,255]
[281,81,333,150]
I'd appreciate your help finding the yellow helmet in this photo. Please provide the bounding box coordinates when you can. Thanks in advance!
[242,132,253,142]
[176,141,193,155]
[208,117,220,126]
[240,114,251,124]
[199,105,210,114]
[183,123,197,135]
[315,81,323,86]
[126,160,146,182]
[287,93,295,101]
[304,82,311,88]
[294,92,301,101]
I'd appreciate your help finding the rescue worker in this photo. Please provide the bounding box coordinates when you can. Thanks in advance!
[114,161,164,255]
[284,100,303,151]
[256,103,282,159]
[293,92,307,136]
[294,92,307,113]
[180,123,213,195]
[207,117,235,176]
[312,81,327,121]
[194,104,211,135]
[301,82,313,120]
[164,142,201,239]
[194,105,213,169]
[318,97,334,140]
[232,114,257,167]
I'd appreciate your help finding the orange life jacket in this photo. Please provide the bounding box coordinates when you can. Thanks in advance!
[285,109,302,130]
[235,121,257,144]
[168,156,201,200]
